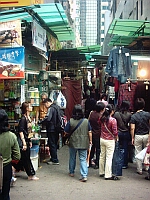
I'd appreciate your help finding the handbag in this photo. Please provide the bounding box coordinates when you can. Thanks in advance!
[65,119,84,145]
[144,145,150,166]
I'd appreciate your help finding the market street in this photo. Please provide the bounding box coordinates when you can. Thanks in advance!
[10,145,149,200]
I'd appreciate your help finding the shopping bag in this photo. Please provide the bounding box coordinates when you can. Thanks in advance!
[112,141,124,176]
[144,145,150,166]
[135,147,147,162]
[56,91,67,109]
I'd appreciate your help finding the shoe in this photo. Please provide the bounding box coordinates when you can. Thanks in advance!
[69,173,74,177]
[105,176,119,180]
[47,161,59,165]
[28,176,39,180]
[99,174,104,177]
[145,176,150,180]
[10,177,17,186]
[122,166,128,169]
[137,171,142,175]
[79,177,87,182]
[94,165,99,169]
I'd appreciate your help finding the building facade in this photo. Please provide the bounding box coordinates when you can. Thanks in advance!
[102,0,150,55]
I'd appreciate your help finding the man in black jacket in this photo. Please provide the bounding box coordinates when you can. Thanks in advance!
[42,98,60,165]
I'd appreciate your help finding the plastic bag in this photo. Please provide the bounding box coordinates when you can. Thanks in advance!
[143,153,150,166]
[112,141,124,176]
[135,147,147,162]
[56,91,67,109]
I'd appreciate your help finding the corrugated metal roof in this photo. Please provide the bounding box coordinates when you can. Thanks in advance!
[0,3,74,41]
[108,19,150,46]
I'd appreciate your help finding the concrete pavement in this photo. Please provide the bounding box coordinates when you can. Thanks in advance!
[10,145,149,200]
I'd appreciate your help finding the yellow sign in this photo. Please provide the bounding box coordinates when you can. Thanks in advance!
[0,0,43,7]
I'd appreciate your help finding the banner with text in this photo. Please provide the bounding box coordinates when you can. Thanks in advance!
[0,47,25,79]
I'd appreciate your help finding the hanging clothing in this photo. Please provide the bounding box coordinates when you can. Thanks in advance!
[118,83,137,111]
[134,83,150,112]
[106,47,132,78]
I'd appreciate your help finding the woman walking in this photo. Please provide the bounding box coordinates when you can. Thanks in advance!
[15,102,39,180]
[99,104,118,180]
[114,101,132,168]
[64,104,92,182]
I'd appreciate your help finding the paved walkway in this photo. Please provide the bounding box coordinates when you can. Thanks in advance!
[10,145,149,200]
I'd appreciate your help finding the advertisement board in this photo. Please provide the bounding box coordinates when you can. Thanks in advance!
[0,0,43,7]
[32,20,47,52]
[0,47,25,79]
[0,20,22,47]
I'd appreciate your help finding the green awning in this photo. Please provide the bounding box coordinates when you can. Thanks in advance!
[108,19,150,46]
[77,45,101,53]
[0,3,74,41]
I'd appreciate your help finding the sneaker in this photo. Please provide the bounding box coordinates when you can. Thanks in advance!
[10,177,17,186]
[79,177,87,182]
[47,161,59,165]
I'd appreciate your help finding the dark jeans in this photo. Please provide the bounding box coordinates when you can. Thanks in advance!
[90,137,100,166]
[0,163,12,200]
[47,132,59,163]
[118,131,130,167]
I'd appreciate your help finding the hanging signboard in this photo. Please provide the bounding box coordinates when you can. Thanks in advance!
[0,46,25,79]
[0,0,43,7]
[32,20,47,52]
[0,20,22,47]
[47,32,61,51]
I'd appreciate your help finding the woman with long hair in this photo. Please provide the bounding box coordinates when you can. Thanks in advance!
[64,104,92,182]
[16,102,39,180]
[99,104,118,180]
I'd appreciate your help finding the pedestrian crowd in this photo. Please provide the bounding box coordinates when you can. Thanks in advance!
[0,92,150,200]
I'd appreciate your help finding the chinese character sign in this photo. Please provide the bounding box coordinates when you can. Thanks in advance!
[0,47,25,79]
[32,20,47,52]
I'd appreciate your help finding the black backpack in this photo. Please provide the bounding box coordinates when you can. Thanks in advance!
[51,104,65,133]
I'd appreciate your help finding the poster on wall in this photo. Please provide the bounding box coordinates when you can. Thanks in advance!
[0,47,25,79]
[0,20,22,47]
[32,20,47,52]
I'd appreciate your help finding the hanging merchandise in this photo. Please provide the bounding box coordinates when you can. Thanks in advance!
[105,46,132,79]
[118,82,137,112]
[49,90,59,102]
[56,91,67,109]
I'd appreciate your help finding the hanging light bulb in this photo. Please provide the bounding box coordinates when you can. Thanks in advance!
[139,69,146,77]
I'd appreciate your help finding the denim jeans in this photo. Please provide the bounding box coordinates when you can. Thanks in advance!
[118,131,130,167]
[69,148,88,178]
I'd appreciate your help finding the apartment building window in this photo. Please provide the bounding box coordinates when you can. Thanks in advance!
[141,0,143,16]
[101,30,104,34]
[102,14,105,18]
[102,6,108,10]
[101,22,104,26]
[136,1,138,20]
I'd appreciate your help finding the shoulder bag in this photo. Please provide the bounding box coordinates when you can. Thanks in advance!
[65,119,84,145]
